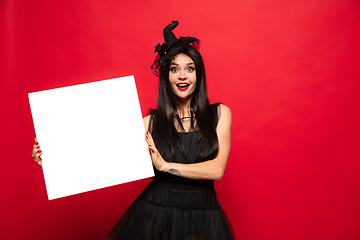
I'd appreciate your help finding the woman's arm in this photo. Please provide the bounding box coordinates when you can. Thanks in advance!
[145,104,232,181]
[143,115,151,133]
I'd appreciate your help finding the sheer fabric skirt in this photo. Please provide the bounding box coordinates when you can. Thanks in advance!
[107,180,235,240]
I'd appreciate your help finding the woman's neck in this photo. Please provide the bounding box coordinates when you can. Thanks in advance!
[177,100,191,118]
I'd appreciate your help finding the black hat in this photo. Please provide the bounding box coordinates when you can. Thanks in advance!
[151,21,200,76]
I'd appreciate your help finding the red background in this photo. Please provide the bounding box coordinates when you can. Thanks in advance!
[1,0,360,239]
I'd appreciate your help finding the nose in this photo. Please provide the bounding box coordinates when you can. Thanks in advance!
[178,69,187,80]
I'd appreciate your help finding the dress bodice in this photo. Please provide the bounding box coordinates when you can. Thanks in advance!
[149,103,220,186]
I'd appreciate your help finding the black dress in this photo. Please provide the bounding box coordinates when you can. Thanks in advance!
[107,104,235,240]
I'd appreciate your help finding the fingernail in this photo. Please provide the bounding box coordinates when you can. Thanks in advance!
[36,146,40,149]
[36,142,39,145]
[148,144,152,147]
[39,150,42,153]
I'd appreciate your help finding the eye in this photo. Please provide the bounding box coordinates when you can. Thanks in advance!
[186,67,195,73]
[170,67,178,73]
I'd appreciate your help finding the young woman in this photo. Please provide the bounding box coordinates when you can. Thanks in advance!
[32,21,235,240]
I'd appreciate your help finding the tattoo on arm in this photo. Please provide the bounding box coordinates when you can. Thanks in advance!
[167,168,181,176]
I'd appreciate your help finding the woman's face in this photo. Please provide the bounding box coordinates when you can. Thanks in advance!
[168,53,197,101]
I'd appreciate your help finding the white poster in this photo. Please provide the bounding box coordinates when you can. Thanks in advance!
[28,75,154,200]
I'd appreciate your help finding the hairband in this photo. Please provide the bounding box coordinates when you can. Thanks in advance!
[151,21,200,76]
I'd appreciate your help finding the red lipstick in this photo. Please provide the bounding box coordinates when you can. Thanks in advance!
[176,83,190,91]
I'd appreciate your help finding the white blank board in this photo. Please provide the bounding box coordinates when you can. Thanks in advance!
[28,75,154,200]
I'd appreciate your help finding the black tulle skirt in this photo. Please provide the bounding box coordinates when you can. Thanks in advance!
[107,180,235,240]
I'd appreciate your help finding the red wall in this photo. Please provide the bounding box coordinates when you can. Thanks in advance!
[1,0,360,239]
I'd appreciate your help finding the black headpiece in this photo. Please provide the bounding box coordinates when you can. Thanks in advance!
[151,21,200,76]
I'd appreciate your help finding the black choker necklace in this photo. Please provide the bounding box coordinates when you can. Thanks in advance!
[179,116,192,120]
[174,114,193,120]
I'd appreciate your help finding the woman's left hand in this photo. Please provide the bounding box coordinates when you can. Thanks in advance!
[145,131,167,172]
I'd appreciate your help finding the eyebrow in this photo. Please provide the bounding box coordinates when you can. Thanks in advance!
[170,62,195,66]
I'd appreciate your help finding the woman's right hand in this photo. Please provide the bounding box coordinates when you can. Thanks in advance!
[31,137,43,167]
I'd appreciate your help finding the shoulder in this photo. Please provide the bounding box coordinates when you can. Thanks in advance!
[217,104,232,129]
[143,109,157,132]
[211,103,231,114]
[212,103,231,120]
[219,104,231,116]
[143,115,151,123]
[143,115,151,132]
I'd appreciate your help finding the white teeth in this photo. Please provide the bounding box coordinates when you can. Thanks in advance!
[177,83,189,87]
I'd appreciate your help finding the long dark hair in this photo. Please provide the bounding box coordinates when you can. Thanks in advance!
[151,45,219,162]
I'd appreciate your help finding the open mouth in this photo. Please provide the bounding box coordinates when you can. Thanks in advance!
[176,83,190,91]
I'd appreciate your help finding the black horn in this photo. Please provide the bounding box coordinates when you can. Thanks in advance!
[163,21,179,46]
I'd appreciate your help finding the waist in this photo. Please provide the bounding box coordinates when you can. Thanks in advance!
[152,179,214,190]
[143,179,219,209]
